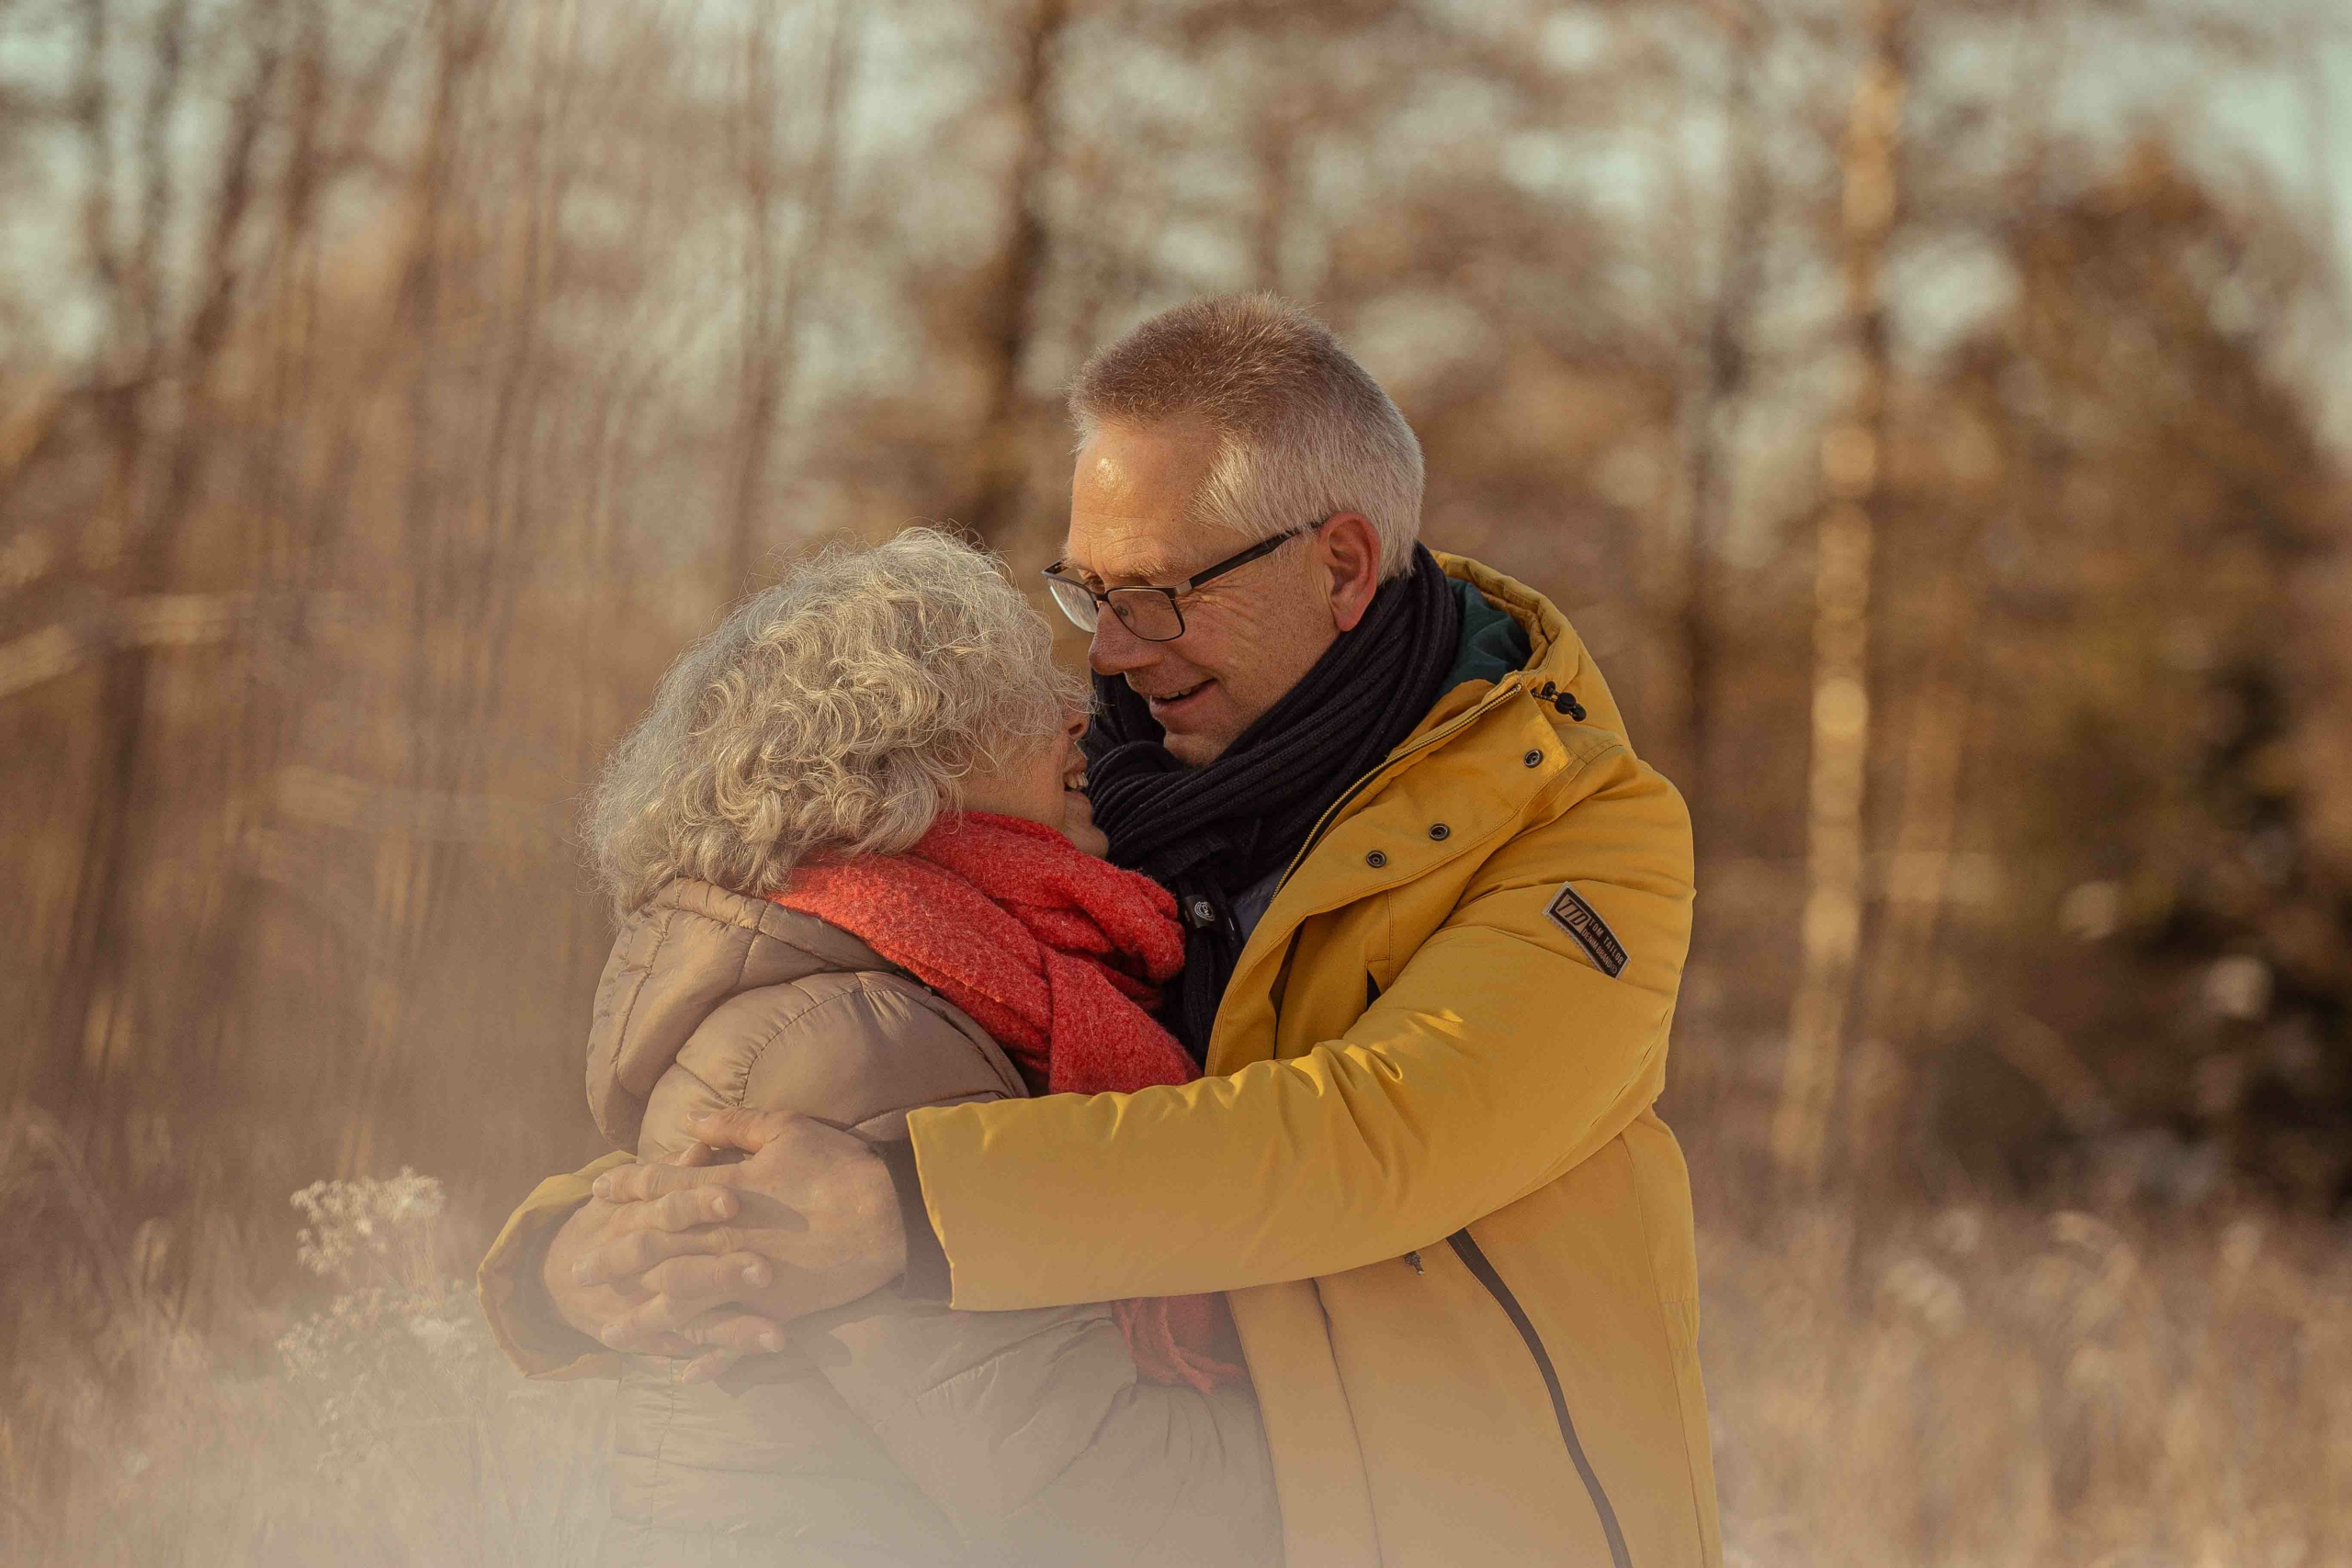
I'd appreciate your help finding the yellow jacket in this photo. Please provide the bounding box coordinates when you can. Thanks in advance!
[482,555,1719,1567]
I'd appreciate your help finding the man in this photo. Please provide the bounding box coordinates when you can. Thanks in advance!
[481,295,1720,1567]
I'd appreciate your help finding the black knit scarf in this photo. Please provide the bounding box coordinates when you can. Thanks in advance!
[1083,545,1463,1060]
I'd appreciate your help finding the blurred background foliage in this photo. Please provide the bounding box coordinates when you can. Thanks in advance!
[2,0,2350,1557]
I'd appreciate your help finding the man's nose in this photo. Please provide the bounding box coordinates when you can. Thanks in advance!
[1087,606,1157,676]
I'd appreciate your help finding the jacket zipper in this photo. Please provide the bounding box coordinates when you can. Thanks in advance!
[1446,1229,1633,1568]
[1257,667,1625,1553]
[1262,641,1620,1551]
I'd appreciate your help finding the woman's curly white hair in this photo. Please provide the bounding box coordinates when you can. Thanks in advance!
[589,528,1086,915]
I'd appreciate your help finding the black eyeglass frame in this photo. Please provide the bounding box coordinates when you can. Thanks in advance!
[1040,516,1329,642]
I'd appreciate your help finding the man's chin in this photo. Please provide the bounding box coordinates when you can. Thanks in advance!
[1159,728,1234,768]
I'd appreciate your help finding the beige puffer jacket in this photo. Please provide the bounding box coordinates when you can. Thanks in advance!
[582,878,1280,1568]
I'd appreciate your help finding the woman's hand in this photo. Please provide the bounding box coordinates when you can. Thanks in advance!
[569,1111,910,1380]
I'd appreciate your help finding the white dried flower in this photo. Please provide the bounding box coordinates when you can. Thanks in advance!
[1879,1256,1967,1337]
[277,1169,488,1471]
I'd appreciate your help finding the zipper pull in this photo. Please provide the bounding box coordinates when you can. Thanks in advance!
[1403,1250,1425,1275]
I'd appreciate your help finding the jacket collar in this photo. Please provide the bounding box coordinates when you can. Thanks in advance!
[1204,554,1627,1070]
[1429,551,1630,746]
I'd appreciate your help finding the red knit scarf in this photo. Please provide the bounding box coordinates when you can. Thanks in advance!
[771,812,1241,1394]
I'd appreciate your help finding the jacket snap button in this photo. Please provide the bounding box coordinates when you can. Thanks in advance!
[1365,850,1388,869]
[1523,749,1544,768]
[1428,823,1450,841]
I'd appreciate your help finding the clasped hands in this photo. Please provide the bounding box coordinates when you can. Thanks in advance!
[541,1110,909,1382]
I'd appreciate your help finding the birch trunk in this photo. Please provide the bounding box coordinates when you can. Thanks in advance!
[1676,19,1770,807]
[1844,522,1984,1174]
[1771,0,1906,1188]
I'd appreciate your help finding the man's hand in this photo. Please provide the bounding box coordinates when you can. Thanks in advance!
[572,1110,909,1375]
[540,1176,784,1375]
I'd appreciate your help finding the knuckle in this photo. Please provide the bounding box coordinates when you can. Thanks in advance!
[654,1257,717,1298]
[686,1314,741,1348]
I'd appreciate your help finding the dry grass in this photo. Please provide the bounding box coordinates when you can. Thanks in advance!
[1,1135,610,1567]
[6,1337,610,1568]
[1704,1201,2352,1568]
[6,1153,2347,1566]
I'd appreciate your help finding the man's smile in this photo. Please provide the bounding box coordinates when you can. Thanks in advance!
[1140,678,1215,720]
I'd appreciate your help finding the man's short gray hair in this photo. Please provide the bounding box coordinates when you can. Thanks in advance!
[1067,294,1425,580]
[587,528,1084,915]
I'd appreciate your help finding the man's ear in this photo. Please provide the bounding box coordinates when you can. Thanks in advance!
[1320,513,1383,633]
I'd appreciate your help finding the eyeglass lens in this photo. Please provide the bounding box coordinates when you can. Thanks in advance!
[1045,578,1184,642]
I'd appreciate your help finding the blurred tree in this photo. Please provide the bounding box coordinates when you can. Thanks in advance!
[40,0,291,1132]
[1775,0,1909,1189]
[722,0,854,598]
[956,0,1074,552]
[1671,0,1776,813]
[1919,146,2351,1208]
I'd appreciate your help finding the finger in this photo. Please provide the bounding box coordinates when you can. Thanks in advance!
[636,1332,707,1359]
[605,1274,782,1344]
[684,1312,786,1356]
[641,1251,771,1303]
[594,1159,737,1205]
[677,1325,786,1382]
[601,1289,728,1348]
[639,1185,739,1234]
[672,1140,718,1168]
[602,1297,775,1363]
[676,1321,784,1386]
[602,1325,704,1359]
[685,1108,800,1155]
[664,1309,786,1383]
[572,1222,735,1287]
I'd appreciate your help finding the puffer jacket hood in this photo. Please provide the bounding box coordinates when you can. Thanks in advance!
[584,877,1021,1154]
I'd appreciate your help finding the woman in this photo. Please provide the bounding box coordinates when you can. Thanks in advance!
[576,529,1278,1566]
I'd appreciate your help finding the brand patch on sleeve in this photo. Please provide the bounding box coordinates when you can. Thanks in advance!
[1545,883,1628,977]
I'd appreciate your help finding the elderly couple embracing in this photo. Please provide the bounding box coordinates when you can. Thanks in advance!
[478,295,1721,1567]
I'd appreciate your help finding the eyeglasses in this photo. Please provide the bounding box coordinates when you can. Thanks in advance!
[1041,518,1327,643]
